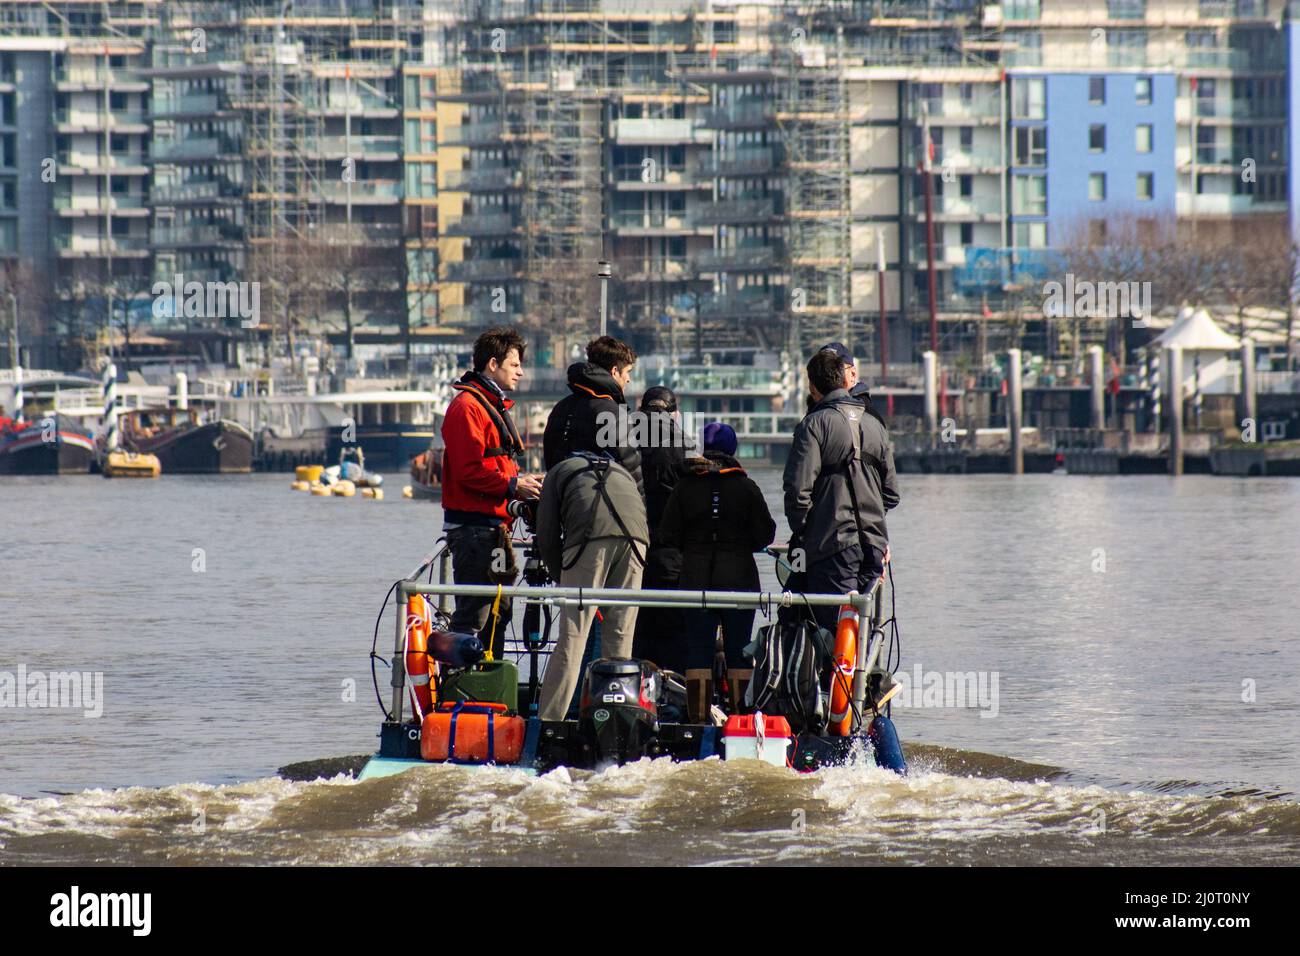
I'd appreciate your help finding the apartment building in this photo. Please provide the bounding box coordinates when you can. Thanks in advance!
[2,0,1298,371]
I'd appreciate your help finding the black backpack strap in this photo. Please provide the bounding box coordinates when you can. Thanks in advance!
[460,385,523,460]
[558,455,646,572]
[834,404,877,555]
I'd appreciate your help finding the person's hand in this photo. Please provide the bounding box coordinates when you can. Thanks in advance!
[515,473,543,499]
[882,544,891,565]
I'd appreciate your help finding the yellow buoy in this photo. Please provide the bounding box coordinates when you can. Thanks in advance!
[103,450,162,479]
[362,487,384,500]
[402,485,413,499]
[332,479,356,497]
[290,480,310,491]
[296,464,324,483]
[310,483,331,496]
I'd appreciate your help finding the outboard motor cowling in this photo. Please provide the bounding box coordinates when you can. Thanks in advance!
[579,659,660,765]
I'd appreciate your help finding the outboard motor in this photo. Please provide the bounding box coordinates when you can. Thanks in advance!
[579,659,660,764]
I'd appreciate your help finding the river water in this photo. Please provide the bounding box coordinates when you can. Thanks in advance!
[2,471,1298,865]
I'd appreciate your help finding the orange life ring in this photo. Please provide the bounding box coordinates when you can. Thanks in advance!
[829,605,858,737]
[405,594,436,718]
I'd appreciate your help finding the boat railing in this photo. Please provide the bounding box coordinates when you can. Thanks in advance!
[388,571,884,728]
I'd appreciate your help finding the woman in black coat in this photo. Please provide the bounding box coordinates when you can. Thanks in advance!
[658,423,776,719]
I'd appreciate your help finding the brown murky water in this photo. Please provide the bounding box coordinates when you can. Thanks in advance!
[2,472,1299,865]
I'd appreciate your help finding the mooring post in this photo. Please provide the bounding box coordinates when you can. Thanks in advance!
[1240,337,1257,434]
[1167,345,1184,476]
[1007,347,1023,475]
[1088,345,1104,431]
[922,350,937,439]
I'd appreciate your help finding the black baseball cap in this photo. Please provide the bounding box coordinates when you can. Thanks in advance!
[821,342,854,365]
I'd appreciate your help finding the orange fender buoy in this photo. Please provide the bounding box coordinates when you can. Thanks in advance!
[405,594,436,718]
[829,605,858,737]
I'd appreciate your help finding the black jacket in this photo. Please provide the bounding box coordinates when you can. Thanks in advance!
[658,451,777,591]
[543,362,645,499]
[641,414,693,540]
[783,387,899,566]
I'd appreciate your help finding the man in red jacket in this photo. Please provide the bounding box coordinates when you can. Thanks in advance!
[442,327,543,658]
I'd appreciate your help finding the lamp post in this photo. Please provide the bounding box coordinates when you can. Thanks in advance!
[597,259,612,337]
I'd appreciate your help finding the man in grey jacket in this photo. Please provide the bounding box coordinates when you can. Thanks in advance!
[535,451,650,720]
[783,349,900,632]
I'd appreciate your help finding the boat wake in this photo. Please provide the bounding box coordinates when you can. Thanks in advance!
[3,747,1298,866]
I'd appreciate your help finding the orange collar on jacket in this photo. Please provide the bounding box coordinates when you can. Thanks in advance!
[570,381,615,402]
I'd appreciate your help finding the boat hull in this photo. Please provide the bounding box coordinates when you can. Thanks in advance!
[362,715,903,777]
[326,423,436,473]
[124,420,254,474]
[0,426,96,475]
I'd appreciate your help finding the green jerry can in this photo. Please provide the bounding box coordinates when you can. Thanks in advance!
[438,659,519,713]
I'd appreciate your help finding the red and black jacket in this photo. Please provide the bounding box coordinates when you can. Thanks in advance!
[440,371,524,525]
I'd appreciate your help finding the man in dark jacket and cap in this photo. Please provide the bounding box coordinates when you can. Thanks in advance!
[784,349,899,634]
[631,385,693,672]
[659,422,776,720]
[543,336,644,498]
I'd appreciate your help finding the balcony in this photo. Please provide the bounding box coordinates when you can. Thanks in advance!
[319,181,402,204]
[696,103,774,130]
[621,258,689,281]
[441,167,522,192]
[54,67,149,91]
[1192,99,1288,122]
[697,288,780,319]
[611,209,695,233]
[55,110,149,131]
[150,94,222,118]
[152,179,241,205]
[54,234,151,257]
[316,94,399,117]
[611,118,709,146]
[151,223,244,247]
[693,244,780,273]
[908,91,1002,124]
[442,258,524,282]
[440,212,519,237]
[909,197,1001,220]
[440,121,506,147]
[58,154,150,175]
[53,194,149,215]
[698,146,782,177]
[312,223,404,246]
[693,197,778,226]
[612,165,696,190]
[152,136,240,162]
[306,135,402,159]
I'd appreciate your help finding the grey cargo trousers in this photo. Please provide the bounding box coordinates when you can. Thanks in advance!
[538,537,643,721]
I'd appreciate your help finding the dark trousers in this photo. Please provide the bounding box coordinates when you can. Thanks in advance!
[631,545,687,674]
[446,524,514,660]
[684,608,756,670]
[803,544,884,634]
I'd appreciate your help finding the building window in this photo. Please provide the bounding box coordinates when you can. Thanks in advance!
[1107,0,1146,17]
[1137,172,1154,200]
[1013,125,1047,166]
[959,174,972,198]
[1012,174,1047,215]
[1089,124,1106,152]
[960,222,974,244]
[1012,77,1045,119]
[1089,173,1107,200]
[1013,221,1047,248]
[959,126,973,150]
[1089,76,1106,105]
[1136,124,1153,153]
[1135,76,1152,105]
